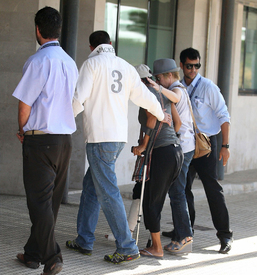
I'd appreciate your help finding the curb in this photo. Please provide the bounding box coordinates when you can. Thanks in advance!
[119,180,257,202]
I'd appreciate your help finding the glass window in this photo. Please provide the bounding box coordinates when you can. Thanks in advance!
[104,0,177,68]
[118,0,148,65]
[105,0,148,65]
[239,6,257,95]
[147,0,177,68]
[104,0,118,49]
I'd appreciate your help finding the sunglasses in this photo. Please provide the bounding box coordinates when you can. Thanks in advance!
[185,63,201,70]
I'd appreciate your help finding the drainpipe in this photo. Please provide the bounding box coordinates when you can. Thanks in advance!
[60,0,80,203]
[205,0,212,76]
[216,0,234,180]
[60,0,80,60]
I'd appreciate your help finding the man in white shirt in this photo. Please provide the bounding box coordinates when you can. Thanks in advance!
[66,30,171,264]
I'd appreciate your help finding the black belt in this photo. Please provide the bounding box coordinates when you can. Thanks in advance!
[24,130,48,135]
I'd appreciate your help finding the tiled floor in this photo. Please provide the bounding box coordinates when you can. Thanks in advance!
[1,189,257,275]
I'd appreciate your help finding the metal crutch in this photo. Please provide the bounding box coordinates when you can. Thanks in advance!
[132,128,156,245]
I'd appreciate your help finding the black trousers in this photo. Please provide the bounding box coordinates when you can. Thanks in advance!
[22,134,72,271]
[143,144,183,233]
[186,135,233,240]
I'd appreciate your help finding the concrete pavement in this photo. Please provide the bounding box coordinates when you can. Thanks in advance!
[1,169,257,275]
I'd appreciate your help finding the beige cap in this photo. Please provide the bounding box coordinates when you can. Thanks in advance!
[134,64,152,78]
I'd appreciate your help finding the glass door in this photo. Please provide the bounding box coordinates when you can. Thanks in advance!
[105,0,177,68]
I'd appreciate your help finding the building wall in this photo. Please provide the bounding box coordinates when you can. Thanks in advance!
[175,0,257,174]
[68,0,96,190]
[0,0,109,194]
[228,2,257,172]
[0,0,58,195]
[175,0,222,82]
[1,0,257,195]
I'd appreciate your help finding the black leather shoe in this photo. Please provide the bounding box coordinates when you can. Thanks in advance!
[162,231,174,238]
[219,238,233,254]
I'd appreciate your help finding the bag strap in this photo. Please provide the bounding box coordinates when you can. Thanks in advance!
[174,84,200,134]
[189,77,201,99]
[153,92,164,140]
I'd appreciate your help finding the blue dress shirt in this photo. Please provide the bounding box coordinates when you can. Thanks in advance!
[12,41,78,134]
[182,73,230,137]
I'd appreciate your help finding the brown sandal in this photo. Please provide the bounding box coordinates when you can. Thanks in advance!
[16,253,40,269]
[140,249,163,259]
[41,262,63,275]
[164,237,193,254]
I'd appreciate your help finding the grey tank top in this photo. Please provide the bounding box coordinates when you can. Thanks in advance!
[138,86,180,149]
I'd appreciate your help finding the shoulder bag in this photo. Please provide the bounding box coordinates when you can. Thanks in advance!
[179,83,211,159]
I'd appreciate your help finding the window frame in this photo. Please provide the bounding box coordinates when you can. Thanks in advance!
[239,6,257,96]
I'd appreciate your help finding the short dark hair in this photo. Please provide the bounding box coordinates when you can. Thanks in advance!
[34,6,62,39]
[89,31,111,48]
[180,47,201,64]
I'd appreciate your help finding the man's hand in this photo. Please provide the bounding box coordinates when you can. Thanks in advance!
[17,100,31,144]
[162,110,172,126]
[16,131,24,144]
[220,122,230,166]
[219,147,230,166]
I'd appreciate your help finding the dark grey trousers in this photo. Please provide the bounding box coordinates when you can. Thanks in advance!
[22,134,72,271]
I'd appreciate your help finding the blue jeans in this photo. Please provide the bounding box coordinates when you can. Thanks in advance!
[76,142,139,255]
[168,150,194,242]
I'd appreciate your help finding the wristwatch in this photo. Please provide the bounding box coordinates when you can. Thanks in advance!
[222,144,229,148]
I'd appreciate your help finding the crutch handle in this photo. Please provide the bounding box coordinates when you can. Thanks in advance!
[131,146,145,157]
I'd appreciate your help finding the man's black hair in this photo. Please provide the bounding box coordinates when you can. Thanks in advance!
[180,47,201,64]
[35,6,62,39]
[89,31,111,48]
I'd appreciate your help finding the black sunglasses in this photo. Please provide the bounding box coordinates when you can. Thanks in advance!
[185,63,201,70]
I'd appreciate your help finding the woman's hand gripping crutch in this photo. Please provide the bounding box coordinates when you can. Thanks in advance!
[131,128,156,245]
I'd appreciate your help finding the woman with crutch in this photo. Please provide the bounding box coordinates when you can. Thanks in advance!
[131,63,184,259]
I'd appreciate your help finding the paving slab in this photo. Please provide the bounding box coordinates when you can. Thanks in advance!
[1,186,257,275]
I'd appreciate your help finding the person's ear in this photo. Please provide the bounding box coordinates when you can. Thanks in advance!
[180,62,183,70]
[36,26,39,36]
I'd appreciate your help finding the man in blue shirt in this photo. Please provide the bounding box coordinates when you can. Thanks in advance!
[180,47,233,254]
[12,7,78,275]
